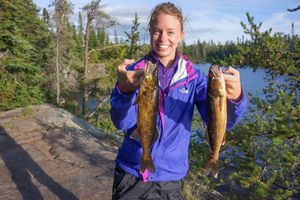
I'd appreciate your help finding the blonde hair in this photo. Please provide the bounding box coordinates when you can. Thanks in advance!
[148,2,184,32]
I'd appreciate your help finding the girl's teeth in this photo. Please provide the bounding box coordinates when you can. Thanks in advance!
[159,44,169,49]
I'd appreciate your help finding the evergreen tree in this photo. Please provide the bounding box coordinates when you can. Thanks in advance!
[0,0,50,109]
[124,12,140,59]
[89,25,97,49]
[42,8,50,27]
[113,29,119,44]
[81,0,117,116]
[97,28,106,48]
[185,12,299,200]
[78,12,84,46]
[50,0,73,104]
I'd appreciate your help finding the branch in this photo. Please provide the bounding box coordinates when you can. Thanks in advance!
[0,50,12,59]
[84,96,109,118]
[287,5,300,12]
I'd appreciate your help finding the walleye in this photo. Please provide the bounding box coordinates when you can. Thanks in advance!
[131,61,159,174]
[206,64,227,178]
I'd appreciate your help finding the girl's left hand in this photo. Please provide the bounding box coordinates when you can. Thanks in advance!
[223,66,242,100]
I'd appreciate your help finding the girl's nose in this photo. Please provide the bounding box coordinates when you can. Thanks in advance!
[159,31,168,41]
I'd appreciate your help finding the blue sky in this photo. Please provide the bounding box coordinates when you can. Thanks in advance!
[33,0,300,44]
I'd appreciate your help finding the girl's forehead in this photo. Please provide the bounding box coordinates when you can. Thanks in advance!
[152,14,181,26]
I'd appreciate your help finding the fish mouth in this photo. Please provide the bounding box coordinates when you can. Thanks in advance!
[209,65,221,78]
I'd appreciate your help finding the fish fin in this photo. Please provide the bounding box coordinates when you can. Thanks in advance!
[130,129,140,142]
[204,159,219,179]
[150,127,158,147]
[222,132,226,145]
[140,156,155,173]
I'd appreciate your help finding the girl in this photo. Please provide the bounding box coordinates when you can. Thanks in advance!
[110,2,247,199]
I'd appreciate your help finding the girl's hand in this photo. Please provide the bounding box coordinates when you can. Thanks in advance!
[223,66,242,100]
[117,59,144,94]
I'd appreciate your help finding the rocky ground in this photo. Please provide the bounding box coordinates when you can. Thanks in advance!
[0,104,120,200]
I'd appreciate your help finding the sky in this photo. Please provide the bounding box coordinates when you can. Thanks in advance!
[33,0,300,44]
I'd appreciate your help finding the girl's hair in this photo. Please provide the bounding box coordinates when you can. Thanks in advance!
[148,2,184,32]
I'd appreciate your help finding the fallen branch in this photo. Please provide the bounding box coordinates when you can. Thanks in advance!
[84,96,109,119]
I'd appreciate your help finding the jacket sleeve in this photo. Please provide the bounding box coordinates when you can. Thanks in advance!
[109,84,138,130]
[194,70,247,131]
[226,89,247,130]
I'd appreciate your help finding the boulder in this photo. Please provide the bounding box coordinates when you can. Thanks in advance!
[0,104,119,200]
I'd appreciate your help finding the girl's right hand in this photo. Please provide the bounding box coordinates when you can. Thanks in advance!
[117,59,144,94]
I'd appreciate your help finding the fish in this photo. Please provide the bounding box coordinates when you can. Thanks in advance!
[205,64,227,178]
[130,60,159,174]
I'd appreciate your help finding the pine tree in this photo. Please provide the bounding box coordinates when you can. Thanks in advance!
[113,29,119,44]
[78,12,84,46]
[50,0,73,104]
[0,0,50,109]
[124,12,140,59]
[81,0,117,116]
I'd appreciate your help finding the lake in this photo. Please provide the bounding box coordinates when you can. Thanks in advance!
[89,63,269,113]
[89,63,283,116]
[194,63,268,98]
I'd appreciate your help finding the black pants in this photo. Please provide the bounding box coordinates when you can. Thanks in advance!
[112,165,185,200]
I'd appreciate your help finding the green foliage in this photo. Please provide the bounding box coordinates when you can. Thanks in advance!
[87,100,117,134]
[222,90,300,199]
[0,0,49,110]
[186,12,299,199]
[125,12,141,59]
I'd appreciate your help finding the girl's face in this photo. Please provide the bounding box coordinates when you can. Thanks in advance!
[150,13,184,66]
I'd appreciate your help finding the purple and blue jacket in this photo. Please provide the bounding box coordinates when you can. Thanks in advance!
[110,52,247,182]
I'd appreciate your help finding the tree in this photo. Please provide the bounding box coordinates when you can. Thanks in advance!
[124,12,140,59]
[81,0,117,116]
[42,8,50,27]
[183,12,300,200]
[51,0,73,104]
[113,29,119,44]
[0,0,50,110]
[78,12,84,47]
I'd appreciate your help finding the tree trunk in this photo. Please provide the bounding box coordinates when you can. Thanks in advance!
[55,0,60,105]
[82,15,91,116]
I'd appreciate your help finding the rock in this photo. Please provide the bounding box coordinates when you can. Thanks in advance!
[0,104,120,200]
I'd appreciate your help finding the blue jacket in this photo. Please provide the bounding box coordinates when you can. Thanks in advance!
[110,55,247,181]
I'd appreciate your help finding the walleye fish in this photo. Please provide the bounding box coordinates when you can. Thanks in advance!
[206,64,227,178]
[131,61,159,174]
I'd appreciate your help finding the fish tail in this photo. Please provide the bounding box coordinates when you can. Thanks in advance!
[140,156,155,174]
[204,159,219,178]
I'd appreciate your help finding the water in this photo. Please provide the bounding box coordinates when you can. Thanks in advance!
[195,63,268,98]
[88,64,269,114]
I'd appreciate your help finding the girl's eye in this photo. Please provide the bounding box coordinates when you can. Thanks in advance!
[152,30,160,35]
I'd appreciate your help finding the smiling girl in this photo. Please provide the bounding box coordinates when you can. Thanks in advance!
[110,2,247,199]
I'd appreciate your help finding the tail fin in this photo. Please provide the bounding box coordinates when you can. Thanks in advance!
[204,159,219,178]
[140,156,155,174]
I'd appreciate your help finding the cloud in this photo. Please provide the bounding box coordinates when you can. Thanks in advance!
[263,12,300,34]
[183,8,245,44]
[33,0,299,44]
